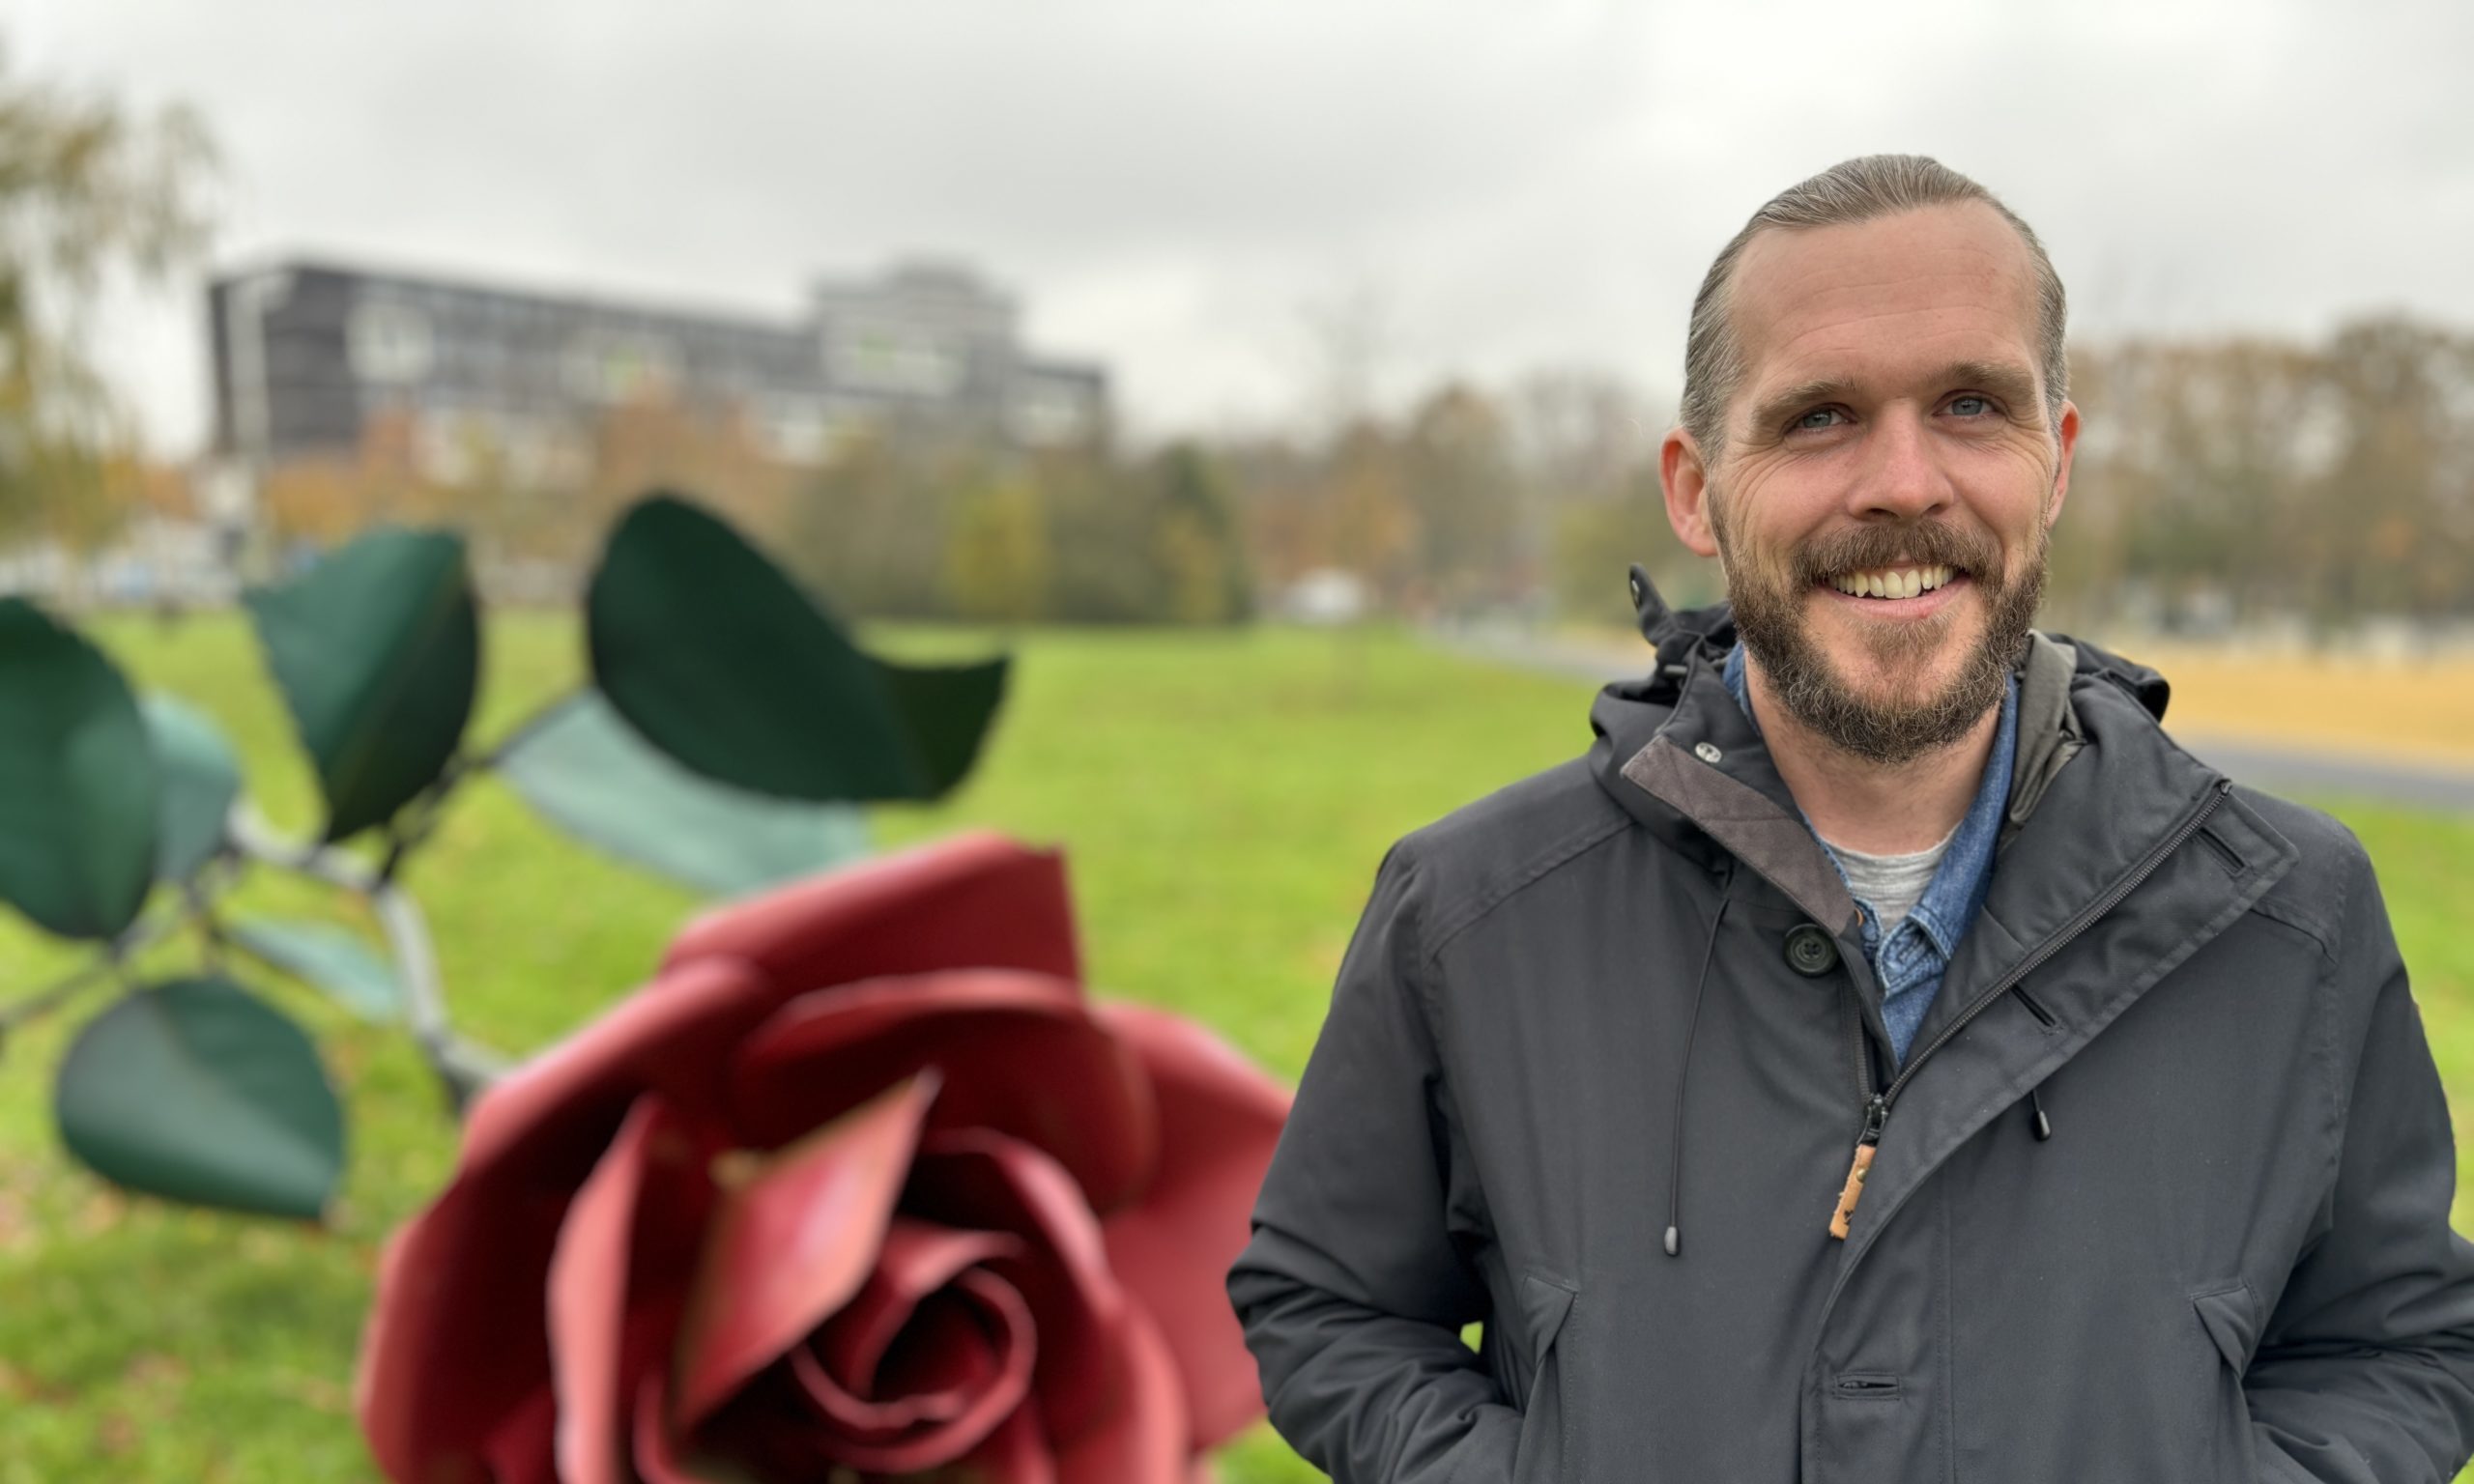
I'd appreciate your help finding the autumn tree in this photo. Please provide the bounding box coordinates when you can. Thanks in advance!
[2062,319,2474,634]
[1398,383,1519,614]
[1146,442,1251,625]
[0,45,216,566]
[944,472,1049,622]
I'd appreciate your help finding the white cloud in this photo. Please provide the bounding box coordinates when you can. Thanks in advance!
[9,0,2471,453]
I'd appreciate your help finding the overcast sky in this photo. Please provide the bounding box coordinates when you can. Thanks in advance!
[11,0,2474,455]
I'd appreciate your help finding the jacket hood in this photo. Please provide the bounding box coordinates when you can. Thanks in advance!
[1586,564,1736,779]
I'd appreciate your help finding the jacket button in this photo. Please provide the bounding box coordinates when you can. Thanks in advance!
[1785,924,1839,977]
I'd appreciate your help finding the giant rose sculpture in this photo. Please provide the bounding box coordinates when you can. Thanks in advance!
[357,831,1290,1483]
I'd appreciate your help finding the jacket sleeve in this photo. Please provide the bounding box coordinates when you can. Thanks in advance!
[2245,847,2474,1483]
[1225,841,1521,1484]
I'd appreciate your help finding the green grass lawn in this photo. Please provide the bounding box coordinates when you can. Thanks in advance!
[0,613,2466,1482]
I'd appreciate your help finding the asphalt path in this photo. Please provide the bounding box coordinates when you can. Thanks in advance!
[1442,632,2474,814]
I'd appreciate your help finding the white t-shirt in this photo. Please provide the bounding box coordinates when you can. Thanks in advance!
[1827,828,1958,932]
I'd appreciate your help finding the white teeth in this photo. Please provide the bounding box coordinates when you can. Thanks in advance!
[1830,564,1957,599]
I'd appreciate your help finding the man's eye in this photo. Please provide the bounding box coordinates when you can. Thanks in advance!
[1794,407,1845,431]
[1947,395,1993,417]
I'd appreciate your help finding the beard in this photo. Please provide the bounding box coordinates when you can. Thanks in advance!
[1712,499,2048,766]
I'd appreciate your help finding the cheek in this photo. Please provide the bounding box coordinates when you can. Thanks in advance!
[1715,465,1832,555]
[1961,442,2061,519]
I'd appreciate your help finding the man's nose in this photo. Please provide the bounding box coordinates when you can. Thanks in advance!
[1845,406,1957,522]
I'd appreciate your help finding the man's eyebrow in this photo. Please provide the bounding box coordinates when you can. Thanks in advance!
[1941,359,2042,409]
[1740,360,2044,440]
[1744,378,1859,439]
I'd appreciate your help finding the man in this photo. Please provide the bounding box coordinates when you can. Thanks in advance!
[1226,156,2474,1482]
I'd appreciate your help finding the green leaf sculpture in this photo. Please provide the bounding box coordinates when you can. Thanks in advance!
[245,528,479,842]
[54,975,345,1220]
[498,692,871,897]
[229,917,403,1023]
[0,598,160,940]
[587,493,1007,802]
[0,490,1021,1224]
[142,696,243,882]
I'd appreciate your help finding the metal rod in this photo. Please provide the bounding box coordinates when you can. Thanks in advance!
[226,802,505,1112]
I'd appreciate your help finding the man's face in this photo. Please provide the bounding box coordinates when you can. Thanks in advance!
[1662,202,2079,764]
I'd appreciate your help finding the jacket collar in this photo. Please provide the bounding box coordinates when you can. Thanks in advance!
[1610,643,1861,936]
[1717,638,2021,968]
[1590,572,2140,912]
[1592,580,2065,936]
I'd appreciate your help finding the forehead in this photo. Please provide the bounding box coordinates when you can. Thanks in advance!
[1727,202,2041,406]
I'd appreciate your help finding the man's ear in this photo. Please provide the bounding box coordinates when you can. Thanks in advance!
[2044,399,2081,529]
[1661,428,1721,558]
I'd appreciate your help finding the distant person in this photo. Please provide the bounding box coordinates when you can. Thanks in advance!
[1228,155,2474,1481]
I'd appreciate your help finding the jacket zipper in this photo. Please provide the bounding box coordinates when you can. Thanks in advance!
[1827,776,2234,1240]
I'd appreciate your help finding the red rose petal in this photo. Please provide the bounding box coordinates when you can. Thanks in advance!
[545,1098,658,1484]
[478,1384,557,1484]
[732,971,1159,1213]
[809,1218,1021,1398]
[666,830,1079,989]
[785,1267,1039,1471]
[1052,1298,1191,1484]
[1094,1003,1291,1452]
[545,1097,717,1484]
[359,955,768,1482]
[953,1402,1060,1484]
[632,1372,720,1484]
[432,831,1082,1233]
[459,958,771,1184]
[908,1129,1130,1442]
[791,1340,969,1435]
[673,1072,940,1431]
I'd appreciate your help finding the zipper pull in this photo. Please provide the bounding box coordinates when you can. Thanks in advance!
[1829,1097,1888,1240]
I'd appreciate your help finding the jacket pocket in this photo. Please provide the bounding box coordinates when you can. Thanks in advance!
[2192,1280,2259,1372]
[2189,1280,2261,1481]
[1513,1269,1578,1483]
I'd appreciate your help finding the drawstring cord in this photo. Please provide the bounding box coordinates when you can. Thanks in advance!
[1665,864,1734,1258]
[2028,1084,2053,1141]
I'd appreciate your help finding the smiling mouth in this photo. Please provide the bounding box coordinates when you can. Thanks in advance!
[1820,563,1963,601]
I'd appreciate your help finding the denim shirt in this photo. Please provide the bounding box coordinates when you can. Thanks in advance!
[1721,643,2017,1065]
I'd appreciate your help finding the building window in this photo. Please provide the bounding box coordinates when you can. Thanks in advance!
[561,334,679,403]
[826,320,964,397]
[1009,378,1094,444]
[349,300,434,384]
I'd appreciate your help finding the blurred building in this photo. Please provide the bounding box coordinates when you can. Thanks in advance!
[205,256,1109,483]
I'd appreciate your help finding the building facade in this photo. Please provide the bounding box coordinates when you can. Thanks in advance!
[206,256,1109,482]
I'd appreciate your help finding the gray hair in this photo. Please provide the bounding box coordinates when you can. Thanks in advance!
[1678,155,2068,457]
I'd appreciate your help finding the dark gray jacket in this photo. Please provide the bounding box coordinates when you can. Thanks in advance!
[1227,585,2474,1483]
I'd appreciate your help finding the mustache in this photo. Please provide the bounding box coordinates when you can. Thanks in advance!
[1789,521,2002,585]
